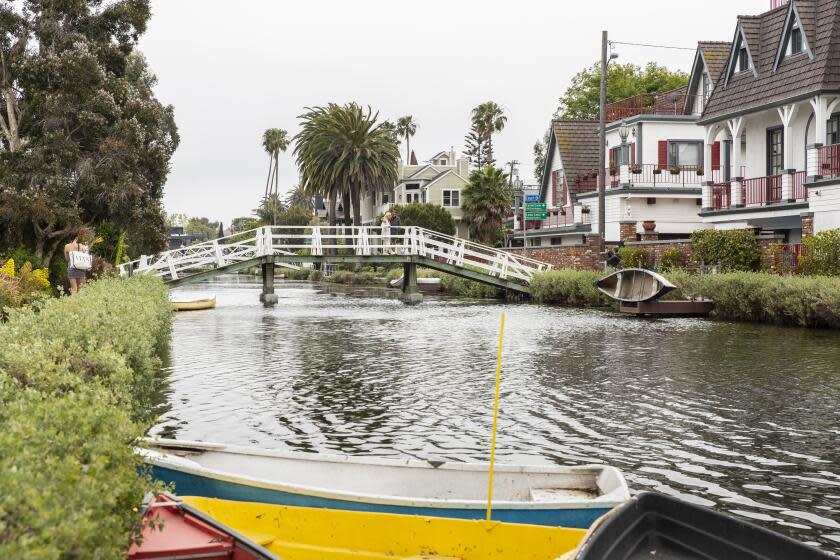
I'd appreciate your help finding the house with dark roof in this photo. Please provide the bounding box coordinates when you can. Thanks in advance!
[698,0,840,239]
[359,148,472,237]
[519,41,727,246]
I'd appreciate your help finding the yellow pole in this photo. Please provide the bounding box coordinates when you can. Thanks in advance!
[486,311,505,521]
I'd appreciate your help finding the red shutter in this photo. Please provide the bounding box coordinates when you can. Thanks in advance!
[609,148,615,167]
[551,170,558,207]
[631,143,636,164]
[711,141,721,171]
[658,141,668,169]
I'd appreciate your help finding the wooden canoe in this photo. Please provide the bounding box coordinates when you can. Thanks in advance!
[595,268,676,303]
[128,493,280,560]
[139,437,630,528]
[181,495,587,560]
[564,492,833,559]
[170,294,216,311]
[388,276,443,292]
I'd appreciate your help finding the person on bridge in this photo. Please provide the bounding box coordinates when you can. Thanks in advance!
[390,211,402,254]
[381,212,392,254]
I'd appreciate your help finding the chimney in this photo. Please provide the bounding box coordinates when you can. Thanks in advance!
[457,157,469,177]
[449,146,456,166]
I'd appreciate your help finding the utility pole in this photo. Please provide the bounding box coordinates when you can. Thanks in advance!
[507,160,519,188]
[597,30,608,261]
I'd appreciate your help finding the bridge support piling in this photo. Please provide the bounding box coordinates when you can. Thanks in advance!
[399,262,423,304]
[260,262,278,306]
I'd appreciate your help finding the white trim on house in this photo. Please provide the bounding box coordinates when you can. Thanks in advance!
[725,23,759,86]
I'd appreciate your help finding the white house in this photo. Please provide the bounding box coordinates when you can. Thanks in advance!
[698,0,840,240]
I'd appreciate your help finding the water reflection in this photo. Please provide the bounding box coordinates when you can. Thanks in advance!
[155,276,840,551]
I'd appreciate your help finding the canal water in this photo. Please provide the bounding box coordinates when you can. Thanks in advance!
[155,275,840,552]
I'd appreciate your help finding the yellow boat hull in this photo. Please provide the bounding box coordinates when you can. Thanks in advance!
[183,496,587,560]
[171,296,216,311]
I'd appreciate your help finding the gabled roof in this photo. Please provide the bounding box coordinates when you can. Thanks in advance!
[421,169,468,190]
[699,41,732,81]
[539,120,599,201]
[724,20,760,85]
[429,150,450,160]
[405,164,441,180]
[703,0,840,123]
[772,0,815,71]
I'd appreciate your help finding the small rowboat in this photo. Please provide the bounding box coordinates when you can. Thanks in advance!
[169,294,216,311]
[139,438,630,528]
[595,268,675,303]
[181,495,587,560]
[564,491,834,559]
[128,493,280,560]
[389,276,443,292]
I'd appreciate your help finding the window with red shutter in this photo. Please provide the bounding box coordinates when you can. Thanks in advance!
[658,141,668,169]
[711,141,721,171]
[631,144,636,165]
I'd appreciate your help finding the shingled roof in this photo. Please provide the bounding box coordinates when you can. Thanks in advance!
[701,0,840,123]
[540,120,599,200]
[698,41,732,81]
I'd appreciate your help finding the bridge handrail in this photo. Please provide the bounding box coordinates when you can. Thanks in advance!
[120,225,552,284]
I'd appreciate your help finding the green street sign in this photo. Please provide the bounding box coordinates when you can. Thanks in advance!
[525,211,548,220]
[525,202,546,211]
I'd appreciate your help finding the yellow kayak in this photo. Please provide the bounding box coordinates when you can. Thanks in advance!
[183,496,587,560]
[170,295,216,311]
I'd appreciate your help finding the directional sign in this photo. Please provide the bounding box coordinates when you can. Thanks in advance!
[525,194,540,202]
[525,211,548,220]
[525,202,546,211]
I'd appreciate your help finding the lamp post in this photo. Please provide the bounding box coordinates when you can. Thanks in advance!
[598,32,619,262]
[618,120,630,165]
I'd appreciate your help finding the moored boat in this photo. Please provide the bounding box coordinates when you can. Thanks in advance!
[182,495,587,560]
[139,437,630,528]
[564,492,834,559]
[170,293,216,311]
[595,268,676,303]
[389,275,443,292]
[128,493,279,560]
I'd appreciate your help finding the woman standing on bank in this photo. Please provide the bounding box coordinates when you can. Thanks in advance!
[64,228,91,294]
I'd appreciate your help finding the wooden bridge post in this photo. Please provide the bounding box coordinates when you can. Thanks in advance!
[260,261,278,306]
[399,261,423,304]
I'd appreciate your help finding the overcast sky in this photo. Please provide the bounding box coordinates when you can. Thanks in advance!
[139,0,769,224]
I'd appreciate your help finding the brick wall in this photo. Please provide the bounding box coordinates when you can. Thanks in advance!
[625,239,695,270]
[801,212,814,237]
[509,235,601,270]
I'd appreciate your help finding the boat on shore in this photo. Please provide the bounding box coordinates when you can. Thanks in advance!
[563,492,834,559]
[139,437,630,528]
[181,495,587,560]
[169,293,216,311]
[595,268,676,303]
[389,275,443,292]
[128,493,280,560]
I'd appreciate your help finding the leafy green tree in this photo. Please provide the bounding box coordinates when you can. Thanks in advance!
[262,128,290,223]
[294,103,400,227]
[0,4,178,266]
[463,130,489,170]
[556,62,688,119]
[462,166,512,246]
[395,115,417,162]
[255,194,285,225]
[388,203,456,236]
[185,217,220,239]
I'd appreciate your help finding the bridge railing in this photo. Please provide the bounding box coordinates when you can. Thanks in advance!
[120,225,552,284]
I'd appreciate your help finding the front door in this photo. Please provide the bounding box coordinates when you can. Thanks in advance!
[767,127,784,175]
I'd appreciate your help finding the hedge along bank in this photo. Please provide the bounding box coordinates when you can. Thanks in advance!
[0,275,172,558]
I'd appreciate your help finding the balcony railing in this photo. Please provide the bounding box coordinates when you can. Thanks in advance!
[628,164,705,187]
[743,174,782,206]
[818,143,840,178]
[711,182,731,210]
[518,208,591,231]
[792,170,807,200]
[605,91,699,121]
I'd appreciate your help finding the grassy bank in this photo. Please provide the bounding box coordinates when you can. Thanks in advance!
[0,275,172,557]
[530,268,840,328]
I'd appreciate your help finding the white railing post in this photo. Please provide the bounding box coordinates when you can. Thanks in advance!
[255,227,265,257]
[360,227,370,256]
[500,254,509,279]
[166,255,178,281]
[312,226,322,256]
[212,240,225,267]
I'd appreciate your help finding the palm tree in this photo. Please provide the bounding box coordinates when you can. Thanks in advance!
[255,193,285,225]
[395,115,417,162]
[284,184,314,211]
[462,166,512,246]
[294,103,400,230]
[262,128,290,224]
[470,102,507,166]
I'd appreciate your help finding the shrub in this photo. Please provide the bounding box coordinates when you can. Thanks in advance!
[0,275,172,556]
[690,229,761,272]
[618,246,649,268]
[799,229,840,276]
[0,259,52,316]
[530,269,607,306]
[386,203,457,236]
[308,269,324,282]
[666,270,840,328]
[658,248,687,272]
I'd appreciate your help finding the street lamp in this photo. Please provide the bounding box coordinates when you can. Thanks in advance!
[619,119,630,165]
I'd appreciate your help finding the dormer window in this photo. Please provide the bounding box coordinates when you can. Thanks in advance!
[789,22,802,56]
[738,46,749,72]
[702,73,711,102]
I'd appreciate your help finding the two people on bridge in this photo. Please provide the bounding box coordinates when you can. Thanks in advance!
[380,211,402,255]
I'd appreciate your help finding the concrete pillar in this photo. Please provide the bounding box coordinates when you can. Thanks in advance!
[619,220,637,244]
[807,143,823,181]
[781,169,795,202]
[400,261,422,304]
[701,181,712,210]
[260,261,278,306]
[727,117,745,207]
[619,163,630,187]
[777,103,799,174]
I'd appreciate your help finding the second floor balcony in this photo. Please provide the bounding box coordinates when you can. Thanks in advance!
[709,170,807,210]
[605,90,701,122]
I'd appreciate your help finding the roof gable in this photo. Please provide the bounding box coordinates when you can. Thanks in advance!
[773,0,815,71]
[725,21,759,86]
[405,165,441,180]
[422,169,468,191]
[538,120,599,201]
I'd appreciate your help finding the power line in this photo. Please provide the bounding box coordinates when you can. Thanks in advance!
[609,40,695,52]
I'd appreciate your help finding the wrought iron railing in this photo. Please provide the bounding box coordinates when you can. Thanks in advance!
[818,143,840,178]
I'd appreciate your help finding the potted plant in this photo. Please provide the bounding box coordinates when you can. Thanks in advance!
[560,207,567,215]
[609,165,617,176]
[581,206,591,214]
[642,220,656,232]
[695,166,704,176]
[653,167,662,175]
[669,165,681,175]
[631,164,642,174]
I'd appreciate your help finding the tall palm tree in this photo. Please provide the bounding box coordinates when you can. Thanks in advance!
[470,102,507,166]
[462,165,511,246]
[395,115,417,162]
[284,184,314,211]
[262,128,290,224]
[294,103,400,230]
